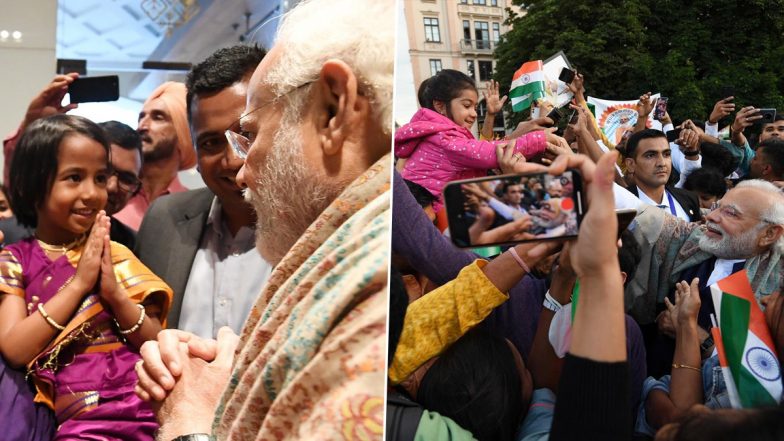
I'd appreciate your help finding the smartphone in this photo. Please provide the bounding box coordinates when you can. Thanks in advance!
[556,109,576,136]
[654,97,668,120]
[558,67,575,84]
[757,108,776,124]
[616,208,637,238]
[546,107,562,125]
[67,75,119,103]
[443,170,585,248]
[666,128,682,143]
[719,86,735,101]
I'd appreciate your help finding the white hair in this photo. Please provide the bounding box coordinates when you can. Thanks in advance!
[735,179,784,253]
[265,0,394,135]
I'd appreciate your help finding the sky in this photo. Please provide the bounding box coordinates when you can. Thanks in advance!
[394,1,418,126]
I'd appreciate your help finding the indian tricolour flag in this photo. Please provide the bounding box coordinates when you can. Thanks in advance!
[711,270,783,408]
[510,60,546,112]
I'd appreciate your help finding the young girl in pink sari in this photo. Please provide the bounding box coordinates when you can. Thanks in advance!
[0,115,172,440]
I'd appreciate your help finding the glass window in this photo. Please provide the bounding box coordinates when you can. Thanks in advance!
[492,22,500,42]
[430,59,443,76]
[467,60,475,79]
[473,0,487,4]
[424,17,441,42]
[491,0,498,6]
[478,60,493,81]
[463,20,471,42]
[475,21,489,49]
[460,0,468,3]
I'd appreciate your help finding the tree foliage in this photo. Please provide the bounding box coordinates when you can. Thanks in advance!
[495,0,784,130]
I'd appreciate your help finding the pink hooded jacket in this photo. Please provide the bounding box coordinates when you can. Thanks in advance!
[395,108,547,211]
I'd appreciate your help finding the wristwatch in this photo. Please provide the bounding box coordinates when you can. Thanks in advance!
[171,435,215,441]
[700,334,715,355]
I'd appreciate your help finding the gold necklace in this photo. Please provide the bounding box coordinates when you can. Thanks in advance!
[36,234,87,254]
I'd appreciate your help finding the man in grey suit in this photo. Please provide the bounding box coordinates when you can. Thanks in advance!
[135,45,271,337]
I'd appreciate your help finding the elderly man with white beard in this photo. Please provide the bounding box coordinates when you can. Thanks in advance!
[615,179,784,377]
[132,0,393,440]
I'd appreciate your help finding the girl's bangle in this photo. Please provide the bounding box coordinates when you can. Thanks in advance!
[508,247,531,273]
[37,303,66,331]
[116,304,146,335]
[672,363,701,372]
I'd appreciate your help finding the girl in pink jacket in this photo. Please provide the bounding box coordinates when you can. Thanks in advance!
[396,69,547,212]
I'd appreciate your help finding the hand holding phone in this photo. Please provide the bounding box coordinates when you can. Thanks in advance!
[653,97,668,120]
[444,170,585,248]
[666,128,682,143]
[67,75,120,103]
[559,67,576,85]
[758,108,776,124]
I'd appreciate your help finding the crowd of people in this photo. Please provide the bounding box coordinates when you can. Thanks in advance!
[390,67,784,440]
[0,0,393,440]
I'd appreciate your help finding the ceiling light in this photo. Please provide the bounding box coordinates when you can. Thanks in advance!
[0,30,9,40]
[11,31,22,41]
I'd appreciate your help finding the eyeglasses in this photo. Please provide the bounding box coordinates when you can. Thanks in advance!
[110,169,141,195]
[224,81,313,160]
[709,200,774,224]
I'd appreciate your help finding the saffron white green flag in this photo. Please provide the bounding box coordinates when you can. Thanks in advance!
[711,270,783,408]
[510,60,546,112]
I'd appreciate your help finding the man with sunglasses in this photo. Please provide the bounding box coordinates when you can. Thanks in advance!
[134,45,271,336]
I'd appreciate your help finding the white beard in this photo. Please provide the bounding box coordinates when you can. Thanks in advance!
[243,106,345,265]
[698,222,762,259]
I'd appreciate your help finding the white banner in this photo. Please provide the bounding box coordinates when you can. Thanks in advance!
[587,95,663,146]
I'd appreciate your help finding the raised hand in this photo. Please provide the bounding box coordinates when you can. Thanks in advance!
[73,211,108,294]
[664,278,701,329]
[509,117,556,139]
[676,128,701,154]
[636,92,654,118]
[22,73,79,129]
[483,80,508,115]
[98,215,122,305]
[731,106,763,134]
[709,97,735,124]
[568,103,590,136]
[567,71,585,100]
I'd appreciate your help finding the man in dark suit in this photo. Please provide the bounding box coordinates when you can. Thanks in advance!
[623,129,702,222]
[135,45,271,336]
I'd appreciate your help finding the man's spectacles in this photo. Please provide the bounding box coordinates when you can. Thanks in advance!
[709,200,774,224]
[110,168,142,195]
[224,81,313,160]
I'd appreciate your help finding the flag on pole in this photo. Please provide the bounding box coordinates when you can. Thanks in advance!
[711,270,783,408]
[510,60,546,112]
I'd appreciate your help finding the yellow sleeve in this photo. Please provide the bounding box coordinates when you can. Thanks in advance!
[388,260,508,384]
[0,249,25,298]
[109,241,174,327]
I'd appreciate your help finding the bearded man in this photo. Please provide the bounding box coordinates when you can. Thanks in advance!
[619,179,784,376]
[133,0,393,440]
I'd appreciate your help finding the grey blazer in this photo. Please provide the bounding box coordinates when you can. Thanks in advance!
[134,187,215,328]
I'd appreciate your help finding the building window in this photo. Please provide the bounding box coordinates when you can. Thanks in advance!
[475,21,489,49]
[477,100,488,119]
[424,17,441,43]
[473,0,487,4]
[463,20,471,43]
[460,0,468,3]
[491,0,498,5]
[492,22,501,42]
[467,60,475,79]
[478,60,493,81]
[430,59,443,76]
